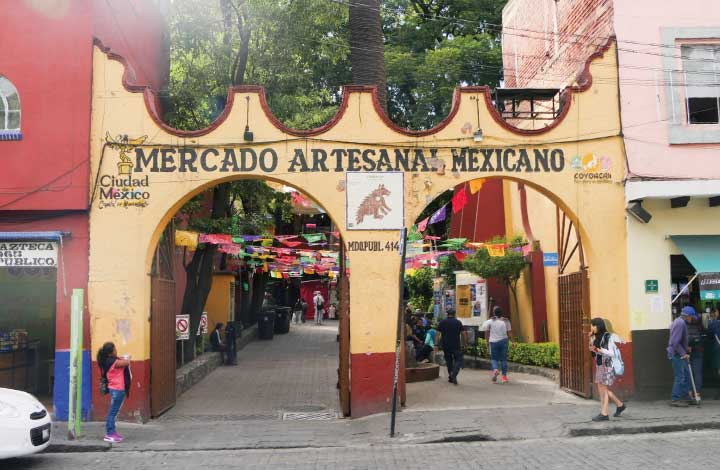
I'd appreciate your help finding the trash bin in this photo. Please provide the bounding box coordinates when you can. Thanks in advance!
[258,309,276,340]
[274,307,291,334]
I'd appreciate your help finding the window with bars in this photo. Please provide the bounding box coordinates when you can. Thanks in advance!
[681,44,720,125]
[0,76,21,133]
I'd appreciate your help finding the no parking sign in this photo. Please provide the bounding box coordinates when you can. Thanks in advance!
[197,312,208,336]
[176,314,190,340]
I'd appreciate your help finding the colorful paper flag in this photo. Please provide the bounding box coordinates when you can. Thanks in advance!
[429,204,447,224]
[175,230,199,249]
[452,186,468,214]
[218,244,241,256]
[417,217,429,232]
[199,234,233,245]
[469,178,485,194]
[303,233,326,243]
[487,244,507,257]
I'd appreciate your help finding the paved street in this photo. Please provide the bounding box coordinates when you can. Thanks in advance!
[166,321,341,420]
[10,430,720,469]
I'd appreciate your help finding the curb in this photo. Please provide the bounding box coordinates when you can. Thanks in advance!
[46,443,109,453]
[568,421,720,437]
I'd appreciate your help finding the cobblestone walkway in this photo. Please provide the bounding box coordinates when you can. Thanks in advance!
[163,322,341,420]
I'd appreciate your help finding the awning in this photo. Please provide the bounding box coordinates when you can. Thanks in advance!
[0,231,66,241]
[670,235,720,273]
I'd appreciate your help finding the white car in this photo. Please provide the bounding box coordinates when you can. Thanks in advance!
[0,388,52,459]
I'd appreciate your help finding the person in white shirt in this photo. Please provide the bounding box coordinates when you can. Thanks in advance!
[481,306,512,383]
[313,291,325,325]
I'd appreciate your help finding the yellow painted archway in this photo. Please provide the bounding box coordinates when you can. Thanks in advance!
[88,39,627,419]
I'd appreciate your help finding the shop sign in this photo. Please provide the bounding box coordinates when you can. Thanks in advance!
[0,242,57,268]
[645,279,659,294]
[543,252,558,267]
[176,314,190,340]
[699,273,720,300]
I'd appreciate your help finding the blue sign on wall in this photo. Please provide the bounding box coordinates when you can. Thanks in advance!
[543,252,559,267]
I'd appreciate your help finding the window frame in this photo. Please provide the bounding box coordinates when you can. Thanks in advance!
[661,27,720,144]
[0,75,22,139]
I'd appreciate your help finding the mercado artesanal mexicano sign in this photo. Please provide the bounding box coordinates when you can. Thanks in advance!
[96,133,615,209]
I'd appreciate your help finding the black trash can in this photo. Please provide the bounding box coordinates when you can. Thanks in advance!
[274,307,292,334]
[258,309,276,340]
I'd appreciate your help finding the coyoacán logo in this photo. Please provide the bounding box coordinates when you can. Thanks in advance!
[99,133,150,209]
[571,153,612,183]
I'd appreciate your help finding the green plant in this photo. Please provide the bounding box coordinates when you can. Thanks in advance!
[405,267,434,312]
[470,339,560,369]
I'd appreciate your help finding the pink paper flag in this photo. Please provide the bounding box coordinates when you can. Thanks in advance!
[417,217,429,232]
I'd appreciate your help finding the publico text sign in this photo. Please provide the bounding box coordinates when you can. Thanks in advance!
[0,242,58,268]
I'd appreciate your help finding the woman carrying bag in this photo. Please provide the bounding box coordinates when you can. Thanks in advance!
[589,318,626,421]
[97,342,131,442]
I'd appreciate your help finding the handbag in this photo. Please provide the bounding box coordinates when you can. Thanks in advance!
[99,364,109,395]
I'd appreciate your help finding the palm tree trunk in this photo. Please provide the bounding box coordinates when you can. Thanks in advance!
[348,0,388,110]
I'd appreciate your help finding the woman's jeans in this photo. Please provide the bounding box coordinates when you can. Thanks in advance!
[670,355,690,401]
[106,389,125,434]
[490,339,509,375]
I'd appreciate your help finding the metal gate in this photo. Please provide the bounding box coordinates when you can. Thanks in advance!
[338,276,351,417]
[150,276,177,417]
[558,270,591,397]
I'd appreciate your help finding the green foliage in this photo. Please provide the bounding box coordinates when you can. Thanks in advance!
[437,254,462,287]
[462,235,528,289]
[405,267,434,312]
[165,0,350,131]
[384,0,507,130]
[471,339,560,369]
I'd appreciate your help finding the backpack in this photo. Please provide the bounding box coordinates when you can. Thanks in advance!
[608,334,625,376]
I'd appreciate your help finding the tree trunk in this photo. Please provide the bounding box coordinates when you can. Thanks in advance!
[348,0,388,110]
[180,184,229,363]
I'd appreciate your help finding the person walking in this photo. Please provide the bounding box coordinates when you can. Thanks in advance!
[686,309,706,401]
[481,306,512,384]
[97,342,131,443]
[224,321,238,365]
[667,308,694,407]
[292,299,303,324]
[209,323,226,363]
[300,298,308,323]
[589,318,626,421]
[313,291,325,325]
[327,303,337,320]
[437,309,466,385]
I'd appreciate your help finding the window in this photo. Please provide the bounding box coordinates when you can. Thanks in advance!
[681,45,720,125]
[0,76,21,140]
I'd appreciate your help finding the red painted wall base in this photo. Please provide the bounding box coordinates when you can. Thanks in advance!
[350,352,395,417]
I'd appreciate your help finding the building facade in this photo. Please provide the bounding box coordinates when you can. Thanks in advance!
[502,0,720,398]
[0,0,167,419]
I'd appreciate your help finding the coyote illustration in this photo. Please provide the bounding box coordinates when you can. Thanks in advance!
[355,184,392,224]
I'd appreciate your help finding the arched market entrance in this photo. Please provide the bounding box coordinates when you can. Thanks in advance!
[404,176,592,399]
[88,40,630,421]
[144,178,349,419]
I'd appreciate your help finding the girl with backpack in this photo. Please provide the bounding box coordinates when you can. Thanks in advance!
[97,342,131,442]
[589,318,626,421]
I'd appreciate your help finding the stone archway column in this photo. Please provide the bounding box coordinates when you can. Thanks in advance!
[344,231,403,417]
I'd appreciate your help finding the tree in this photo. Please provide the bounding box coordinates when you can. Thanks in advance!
[349,0,388,109]
[437,253,462,287]
[463,235,527,330]
[405,267,434,312]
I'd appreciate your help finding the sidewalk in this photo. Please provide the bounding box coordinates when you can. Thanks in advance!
[49,384,720,452]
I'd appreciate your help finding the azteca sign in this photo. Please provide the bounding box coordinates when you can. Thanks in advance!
[0,242,57,268]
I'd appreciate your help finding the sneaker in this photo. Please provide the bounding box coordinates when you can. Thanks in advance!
[492,370,499,383]
[112,432,124,442]
[670,400,689,407]
[501,375,509,383]
[613,404,626,417]
[591,414,609,422]
[103,434,120,443]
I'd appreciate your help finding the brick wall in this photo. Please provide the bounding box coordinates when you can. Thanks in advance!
[502,0,614,88]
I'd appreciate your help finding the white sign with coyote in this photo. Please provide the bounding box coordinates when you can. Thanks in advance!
[346,172,404,230]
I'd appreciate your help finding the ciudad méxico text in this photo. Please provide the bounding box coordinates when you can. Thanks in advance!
[130,146,566,174]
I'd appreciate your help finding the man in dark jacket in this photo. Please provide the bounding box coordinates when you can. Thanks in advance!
[437,309,467,385]
[210,323,226,363]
